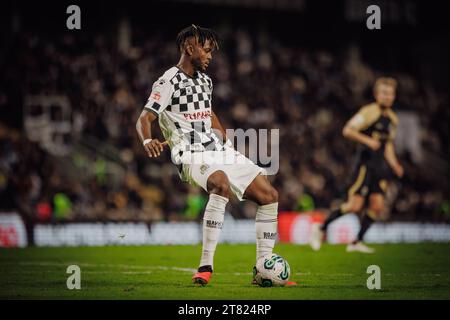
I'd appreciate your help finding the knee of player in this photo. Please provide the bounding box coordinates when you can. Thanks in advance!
[207,173,230,198]
[269,187,279,203]
[211,183,230,198]
[259,187,278,205]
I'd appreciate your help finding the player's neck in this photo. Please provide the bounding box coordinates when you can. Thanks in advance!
[377,103,390,115]
[176,57,195,77]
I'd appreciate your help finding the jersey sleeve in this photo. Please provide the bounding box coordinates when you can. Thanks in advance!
[346,105,379,132]
[144,77,173,116]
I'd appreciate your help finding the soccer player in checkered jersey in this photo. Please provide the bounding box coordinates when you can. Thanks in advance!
[136,25,295,286]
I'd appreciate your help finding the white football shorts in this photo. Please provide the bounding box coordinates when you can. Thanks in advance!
[179,148,266,201]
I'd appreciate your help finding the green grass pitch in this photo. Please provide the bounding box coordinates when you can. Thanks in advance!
[1,243,450,299]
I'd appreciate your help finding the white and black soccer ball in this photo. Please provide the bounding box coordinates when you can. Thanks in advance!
[254,253,291,287]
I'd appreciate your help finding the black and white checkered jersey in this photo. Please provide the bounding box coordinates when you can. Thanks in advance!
[144,66,225,164]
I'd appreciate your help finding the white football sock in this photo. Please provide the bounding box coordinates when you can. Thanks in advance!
[199,193,229,270]
[255,202,278,261]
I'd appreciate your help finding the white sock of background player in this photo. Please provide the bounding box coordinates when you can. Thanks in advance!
[255,202,278,260]
[199,193,229,270]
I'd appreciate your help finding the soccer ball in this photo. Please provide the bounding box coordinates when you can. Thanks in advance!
[253,253,291,287]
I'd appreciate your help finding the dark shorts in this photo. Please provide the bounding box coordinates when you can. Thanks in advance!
[347,163,388,198]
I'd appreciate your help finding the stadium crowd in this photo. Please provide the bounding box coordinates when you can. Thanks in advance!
[1,24,449,223]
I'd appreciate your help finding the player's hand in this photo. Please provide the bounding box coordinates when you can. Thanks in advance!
[367,138,381,151]
[393,164,404,178]
[224,139,234,150]
[143,139,168,158]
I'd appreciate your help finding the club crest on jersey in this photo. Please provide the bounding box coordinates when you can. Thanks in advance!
[200,164,209,175]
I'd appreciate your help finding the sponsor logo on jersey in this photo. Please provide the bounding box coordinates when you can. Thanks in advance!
[183,110,212,121]
[151,92,161,101]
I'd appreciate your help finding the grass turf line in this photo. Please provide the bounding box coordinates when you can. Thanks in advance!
[1,243,450,299]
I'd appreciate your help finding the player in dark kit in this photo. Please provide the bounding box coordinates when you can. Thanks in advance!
[310,77,404,253]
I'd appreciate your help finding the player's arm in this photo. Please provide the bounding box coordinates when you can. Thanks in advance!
[211,110,228,143]
[342,108,381,151]
[136,77,172,158]
[136,110,165,158]
[384,141,404,178]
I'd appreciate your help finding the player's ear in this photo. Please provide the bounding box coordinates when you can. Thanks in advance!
[186,43,194,56]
